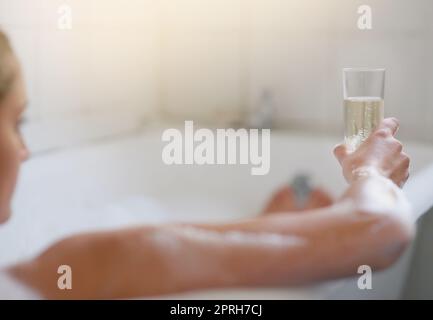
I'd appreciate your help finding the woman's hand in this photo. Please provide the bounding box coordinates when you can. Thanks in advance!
[334,118,410,188]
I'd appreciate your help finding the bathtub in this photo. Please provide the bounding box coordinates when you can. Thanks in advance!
[1,124,432,299]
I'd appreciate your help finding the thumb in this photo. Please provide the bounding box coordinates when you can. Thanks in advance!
[333,143,349,164]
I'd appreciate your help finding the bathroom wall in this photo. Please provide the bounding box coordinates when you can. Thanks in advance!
[158,0,245,125]
[251,0,433,140]
[0,0,160,151]
[1,0,432,149]
[157,0,433,142]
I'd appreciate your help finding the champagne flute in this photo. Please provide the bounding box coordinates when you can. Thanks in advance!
[343,68,386,151]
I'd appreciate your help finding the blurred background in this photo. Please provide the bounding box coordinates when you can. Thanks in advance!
[2,0,433,300]
[0,0,432,152]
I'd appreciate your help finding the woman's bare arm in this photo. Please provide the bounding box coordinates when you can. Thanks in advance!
[7,118,415,299]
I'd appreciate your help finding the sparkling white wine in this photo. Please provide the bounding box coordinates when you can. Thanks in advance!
[344,96,384,151]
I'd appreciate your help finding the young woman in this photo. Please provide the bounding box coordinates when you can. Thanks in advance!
[0,30,414,299]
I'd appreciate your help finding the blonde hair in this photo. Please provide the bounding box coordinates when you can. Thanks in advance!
[0,30,15,101]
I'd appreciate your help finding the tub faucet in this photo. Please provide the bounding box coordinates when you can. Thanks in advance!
[247,89,275,129]
[290,174,313,210]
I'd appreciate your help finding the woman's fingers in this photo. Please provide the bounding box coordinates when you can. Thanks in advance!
[373,117,400,137]
[333,143,349,164]
[389,153,411,187]
[333,117,410,188]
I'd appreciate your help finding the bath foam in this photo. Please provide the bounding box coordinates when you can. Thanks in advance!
[169,227,306,248]
[0,272,40,299]
[356,174,414,225]
[149,226,307,286]
[149,227,239,286]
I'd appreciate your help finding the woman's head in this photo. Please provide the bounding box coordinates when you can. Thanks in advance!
[0,30,29,223]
